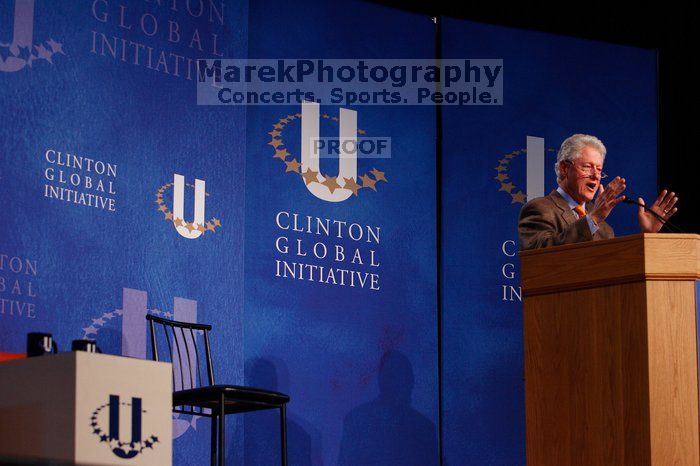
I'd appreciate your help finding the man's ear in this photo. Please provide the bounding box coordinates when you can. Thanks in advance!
[558,160,568,178]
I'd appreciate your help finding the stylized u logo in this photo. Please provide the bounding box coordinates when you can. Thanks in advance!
[172,174,206,239]
[301,101,357,202]
[108,395,142,459]
[1,0,35,72]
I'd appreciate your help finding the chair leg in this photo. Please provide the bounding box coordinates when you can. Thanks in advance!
[211,415,217,466]
[218,393,225,466]
[280,404,288,466]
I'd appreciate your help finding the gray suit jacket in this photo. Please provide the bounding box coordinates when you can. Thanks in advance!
[518,189,615,251]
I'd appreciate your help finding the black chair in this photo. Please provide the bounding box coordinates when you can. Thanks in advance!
[145,314,289,466]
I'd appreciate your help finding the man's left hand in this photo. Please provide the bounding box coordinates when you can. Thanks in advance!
[638,189,678,233]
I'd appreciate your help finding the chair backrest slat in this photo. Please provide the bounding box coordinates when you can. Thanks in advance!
[178,326,195,390]
[164,324,175,390]
[189,328,203,389]
[145,314,214,392]
[172,325,186,391]
[203,328,215,386]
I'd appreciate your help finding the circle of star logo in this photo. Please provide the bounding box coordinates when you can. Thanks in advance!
[82,308,173,340]
[90,402,160,458]
[154,182,222,235]
[494,147,556,204]
[268,113,388,197]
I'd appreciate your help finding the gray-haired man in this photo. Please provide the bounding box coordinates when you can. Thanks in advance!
[518,134,678,250]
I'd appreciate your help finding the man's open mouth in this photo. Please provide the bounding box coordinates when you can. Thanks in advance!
[586,182,597,191]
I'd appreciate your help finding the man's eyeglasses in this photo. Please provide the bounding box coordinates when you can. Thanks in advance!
[566,160,608,179]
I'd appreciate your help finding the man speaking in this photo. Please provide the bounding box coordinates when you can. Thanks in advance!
[518,134,678,250]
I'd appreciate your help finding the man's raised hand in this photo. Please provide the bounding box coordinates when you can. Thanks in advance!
[589,176,627,225]
[638,189,678,233]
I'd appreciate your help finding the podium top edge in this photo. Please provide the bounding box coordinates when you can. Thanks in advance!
[519,233,699,257]
[519,233,700,295]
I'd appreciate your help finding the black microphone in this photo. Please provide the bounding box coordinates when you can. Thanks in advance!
[621,197,683,233]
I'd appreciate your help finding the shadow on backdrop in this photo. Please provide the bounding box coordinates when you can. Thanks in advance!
[239,358,316,465]
[338,350,438,465]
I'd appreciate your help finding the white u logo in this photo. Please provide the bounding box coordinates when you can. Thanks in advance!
[526,136,545,201]
[301,101,358,203]
[172,174,206,239]
[1,0,35,73]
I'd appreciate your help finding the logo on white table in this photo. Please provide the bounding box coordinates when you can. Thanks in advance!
[90,395,159,459]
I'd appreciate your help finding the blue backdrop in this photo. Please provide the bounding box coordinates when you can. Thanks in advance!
[243,1,438,464]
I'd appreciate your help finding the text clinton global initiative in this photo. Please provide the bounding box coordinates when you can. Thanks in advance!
[274,211,381,291]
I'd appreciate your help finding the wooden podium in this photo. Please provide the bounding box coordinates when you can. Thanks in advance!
[520,233,700,466]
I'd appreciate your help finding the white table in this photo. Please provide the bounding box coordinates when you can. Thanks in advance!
[0,351,172,466]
